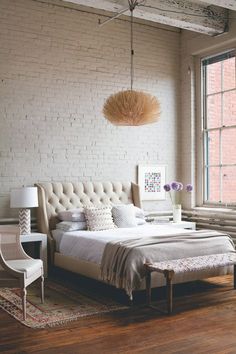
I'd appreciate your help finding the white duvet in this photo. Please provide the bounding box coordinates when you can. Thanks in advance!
[52,224,193,265]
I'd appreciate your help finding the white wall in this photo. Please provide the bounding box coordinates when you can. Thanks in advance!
[0,0,181,218]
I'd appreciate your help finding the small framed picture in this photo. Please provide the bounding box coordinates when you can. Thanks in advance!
[138,165,166,200]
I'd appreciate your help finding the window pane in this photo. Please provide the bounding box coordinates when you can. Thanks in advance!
[223,57,235,91]
[223,90,236,126]
[206,130,220,165]
[222,128,236,164]
[222,166,236,203]
[206,94,221,128]
[207,62,221,94]
[203,52,236,206]
[206,167,220,202]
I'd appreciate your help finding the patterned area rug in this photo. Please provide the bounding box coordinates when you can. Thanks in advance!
[0,281,128,328]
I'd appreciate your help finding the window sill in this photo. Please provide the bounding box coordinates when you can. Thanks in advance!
[193,206,236,215]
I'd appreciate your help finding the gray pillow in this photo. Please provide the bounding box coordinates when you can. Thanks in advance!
[112,204,137,228]
[56,221,87,231]
[57,208,85,222]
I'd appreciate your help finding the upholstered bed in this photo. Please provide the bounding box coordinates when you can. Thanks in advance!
[36,182,141,277]
[35,181,235,295]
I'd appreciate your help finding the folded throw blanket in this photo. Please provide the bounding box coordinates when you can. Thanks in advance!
[100,230,235,298]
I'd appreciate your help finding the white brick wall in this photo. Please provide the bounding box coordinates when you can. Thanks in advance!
[0,0,180,218]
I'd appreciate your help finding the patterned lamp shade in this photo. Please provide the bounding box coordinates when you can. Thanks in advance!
[10,187,38,234]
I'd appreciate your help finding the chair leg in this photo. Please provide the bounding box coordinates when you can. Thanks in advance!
[41,275,44,304]
[21,287,27,321]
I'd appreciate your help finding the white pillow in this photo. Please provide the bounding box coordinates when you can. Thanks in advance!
[133,206,145,219]
[58,208,85,222]
[112,204,137,228]
[111,204,145,219]
[84,207,116,231]
[136,218,146,225]
[56,221,87,231]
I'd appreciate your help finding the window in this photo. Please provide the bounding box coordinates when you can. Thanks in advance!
[202,50,236,205]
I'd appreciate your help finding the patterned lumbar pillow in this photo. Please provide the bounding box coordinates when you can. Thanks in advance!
[84,207,116,231]
[112,204,137,228]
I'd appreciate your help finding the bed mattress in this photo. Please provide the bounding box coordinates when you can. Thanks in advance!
[52,224,202,265]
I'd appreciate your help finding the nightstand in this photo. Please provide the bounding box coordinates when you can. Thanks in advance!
[164,221,196,230]
[148,220,196,230]
[20,233,48,277]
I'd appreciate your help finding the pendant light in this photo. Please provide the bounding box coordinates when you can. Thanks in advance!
[102,0,160,126]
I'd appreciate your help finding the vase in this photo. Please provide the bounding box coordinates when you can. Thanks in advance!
[172,204,181,223]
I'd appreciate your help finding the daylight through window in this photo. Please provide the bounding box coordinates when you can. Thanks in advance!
[202,50,236,205]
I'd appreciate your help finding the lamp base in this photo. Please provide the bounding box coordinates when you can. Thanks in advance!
[19,209,31,235]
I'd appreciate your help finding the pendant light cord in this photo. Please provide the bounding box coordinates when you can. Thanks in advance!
[129,0,137,91]
[130,6,134,90]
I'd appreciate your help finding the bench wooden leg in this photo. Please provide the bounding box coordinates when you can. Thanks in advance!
[146,270,151,305]
[234,265,236,289]
[164,270,174,314]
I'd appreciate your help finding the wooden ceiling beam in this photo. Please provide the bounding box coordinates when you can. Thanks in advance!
[196,0,236,11]
[62,0,228,36]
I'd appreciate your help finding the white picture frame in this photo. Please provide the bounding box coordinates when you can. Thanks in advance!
[138,165,166,200]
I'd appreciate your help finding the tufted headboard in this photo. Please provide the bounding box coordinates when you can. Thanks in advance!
[35,181,141,256]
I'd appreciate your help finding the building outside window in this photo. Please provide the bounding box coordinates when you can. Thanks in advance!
[202,50,236,206]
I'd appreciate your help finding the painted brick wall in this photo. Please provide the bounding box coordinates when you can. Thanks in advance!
[0,0,180,218]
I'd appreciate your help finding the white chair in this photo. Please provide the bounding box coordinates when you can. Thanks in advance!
[0,225,44,320]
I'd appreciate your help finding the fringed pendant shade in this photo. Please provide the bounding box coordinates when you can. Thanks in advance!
[103,90,160,126]
[102,0,160,126]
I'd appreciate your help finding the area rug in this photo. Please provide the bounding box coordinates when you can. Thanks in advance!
[0,281,128,328]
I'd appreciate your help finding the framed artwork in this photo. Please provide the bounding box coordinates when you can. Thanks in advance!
[138,165,166,200]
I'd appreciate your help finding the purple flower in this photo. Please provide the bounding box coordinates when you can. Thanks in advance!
[186,184,193,192]
[163,184,171,192]
[171,181,182,191]
[170,181,178,191]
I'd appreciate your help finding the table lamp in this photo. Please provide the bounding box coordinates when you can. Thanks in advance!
[10,187,38,234]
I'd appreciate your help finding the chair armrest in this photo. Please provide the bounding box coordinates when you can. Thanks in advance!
[0,249,24,277]
[15,233,33,260]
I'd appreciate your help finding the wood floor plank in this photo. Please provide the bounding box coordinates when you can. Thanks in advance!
[1,273,236,354]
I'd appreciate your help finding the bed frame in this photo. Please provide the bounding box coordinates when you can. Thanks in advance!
[35,181,232,290]
[35,181,141,280]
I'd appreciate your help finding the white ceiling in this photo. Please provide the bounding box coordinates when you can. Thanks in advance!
[61,0,236,36]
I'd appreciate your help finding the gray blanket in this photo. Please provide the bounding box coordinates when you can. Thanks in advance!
[100,230,235,297]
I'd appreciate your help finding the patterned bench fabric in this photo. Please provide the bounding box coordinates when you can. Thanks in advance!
[146,253,236,275]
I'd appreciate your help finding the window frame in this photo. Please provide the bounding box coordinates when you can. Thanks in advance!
[199,49,236,207]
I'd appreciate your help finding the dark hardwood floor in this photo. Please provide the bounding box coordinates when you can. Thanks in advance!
[1,271,236,354]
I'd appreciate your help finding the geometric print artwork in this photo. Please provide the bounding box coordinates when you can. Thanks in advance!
[144,172,161,193]
[138,165,166,200]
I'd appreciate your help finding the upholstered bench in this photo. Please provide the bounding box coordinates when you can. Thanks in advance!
[145,252,236,314]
